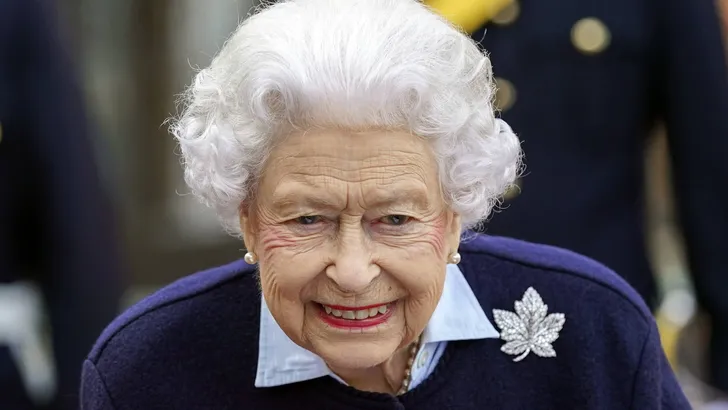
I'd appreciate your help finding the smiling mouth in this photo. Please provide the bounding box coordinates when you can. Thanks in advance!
[319,302,392,320]
[315,302,396,328]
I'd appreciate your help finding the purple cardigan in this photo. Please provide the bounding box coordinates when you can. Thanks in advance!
[80,235,690,409]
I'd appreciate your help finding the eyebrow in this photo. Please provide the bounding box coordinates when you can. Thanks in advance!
[364,187,431,210]
[270,184,432,213]
[271,194,343,213]
[270,185,344,213]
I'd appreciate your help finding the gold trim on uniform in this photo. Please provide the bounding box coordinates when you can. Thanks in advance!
[571,17,611,55]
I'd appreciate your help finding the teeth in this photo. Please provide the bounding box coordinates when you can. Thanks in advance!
[322,304,390,320]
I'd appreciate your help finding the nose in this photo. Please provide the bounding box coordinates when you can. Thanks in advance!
[325,225,380,293]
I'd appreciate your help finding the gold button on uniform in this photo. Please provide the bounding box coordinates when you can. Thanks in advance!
[571,17,611,55]
[492,1,520,26]
[494,77,516,112]
[504,177,522,200]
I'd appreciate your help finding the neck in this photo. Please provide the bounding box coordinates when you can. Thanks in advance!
[330,342,414,394]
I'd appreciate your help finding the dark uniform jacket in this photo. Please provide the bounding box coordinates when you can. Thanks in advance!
[454,0,728,392]
[0,0,123,408]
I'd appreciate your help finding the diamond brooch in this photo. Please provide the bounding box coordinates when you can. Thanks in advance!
[493,287,566,362]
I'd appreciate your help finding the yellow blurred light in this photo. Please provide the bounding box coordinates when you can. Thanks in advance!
[424,0,515,34]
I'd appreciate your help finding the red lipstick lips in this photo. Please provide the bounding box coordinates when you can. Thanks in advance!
[317,302,395,328]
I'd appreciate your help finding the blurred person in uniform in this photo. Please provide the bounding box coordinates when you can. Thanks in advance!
[424,0,728,401]
[0,0,123,409]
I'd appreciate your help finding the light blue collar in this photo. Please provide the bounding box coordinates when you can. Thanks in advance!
[254,263,499,388]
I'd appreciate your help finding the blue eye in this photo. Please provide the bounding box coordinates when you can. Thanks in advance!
[296,216,321,225]
[381,215,410,225]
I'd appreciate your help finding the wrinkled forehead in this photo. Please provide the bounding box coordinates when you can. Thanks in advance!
[256,129,444,211]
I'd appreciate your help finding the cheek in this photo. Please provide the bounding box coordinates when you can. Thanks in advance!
[401,266,445,343]
[258,225,297,255]
[256,226,314,341]
[257,223,327,259]
[260,270,309,345]
[257,225,323,274]
[422,213,448,257]
[395,212,448,262]
[386,214,449,321]
[256,224,323,298]
[257,226,296,289]
[379,212,449,276]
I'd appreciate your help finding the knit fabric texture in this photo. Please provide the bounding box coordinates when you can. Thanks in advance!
[80,234,690,409]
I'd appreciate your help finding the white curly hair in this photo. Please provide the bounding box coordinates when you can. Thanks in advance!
[170,0,523,236]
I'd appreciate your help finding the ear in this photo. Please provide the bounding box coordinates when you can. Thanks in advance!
[447,212,462,255]
[239,202,257,253]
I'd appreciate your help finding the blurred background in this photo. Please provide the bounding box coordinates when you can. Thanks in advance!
[56,0,252,309]
[1,0,727,408]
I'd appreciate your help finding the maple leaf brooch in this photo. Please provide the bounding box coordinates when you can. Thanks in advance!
[493,287,566,362]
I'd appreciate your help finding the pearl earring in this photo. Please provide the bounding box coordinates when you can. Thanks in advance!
[244,251,258,265]
[448,252,461,265]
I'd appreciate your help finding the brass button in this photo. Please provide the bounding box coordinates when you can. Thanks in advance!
[492,1,520,26]
[494,77,516,112]
[571,17,611,55]
[504,177,522,200]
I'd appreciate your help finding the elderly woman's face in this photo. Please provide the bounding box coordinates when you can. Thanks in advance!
[241,129,461,371]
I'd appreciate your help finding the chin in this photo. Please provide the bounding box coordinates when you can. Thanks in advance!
[311,337,402,370]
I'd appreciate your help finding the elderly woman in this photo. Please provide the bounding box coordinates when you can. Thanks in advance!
[80,0,690,408]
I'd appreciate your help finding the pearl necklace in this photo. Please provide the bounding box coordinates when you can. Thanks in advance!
[396,335,422,396]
